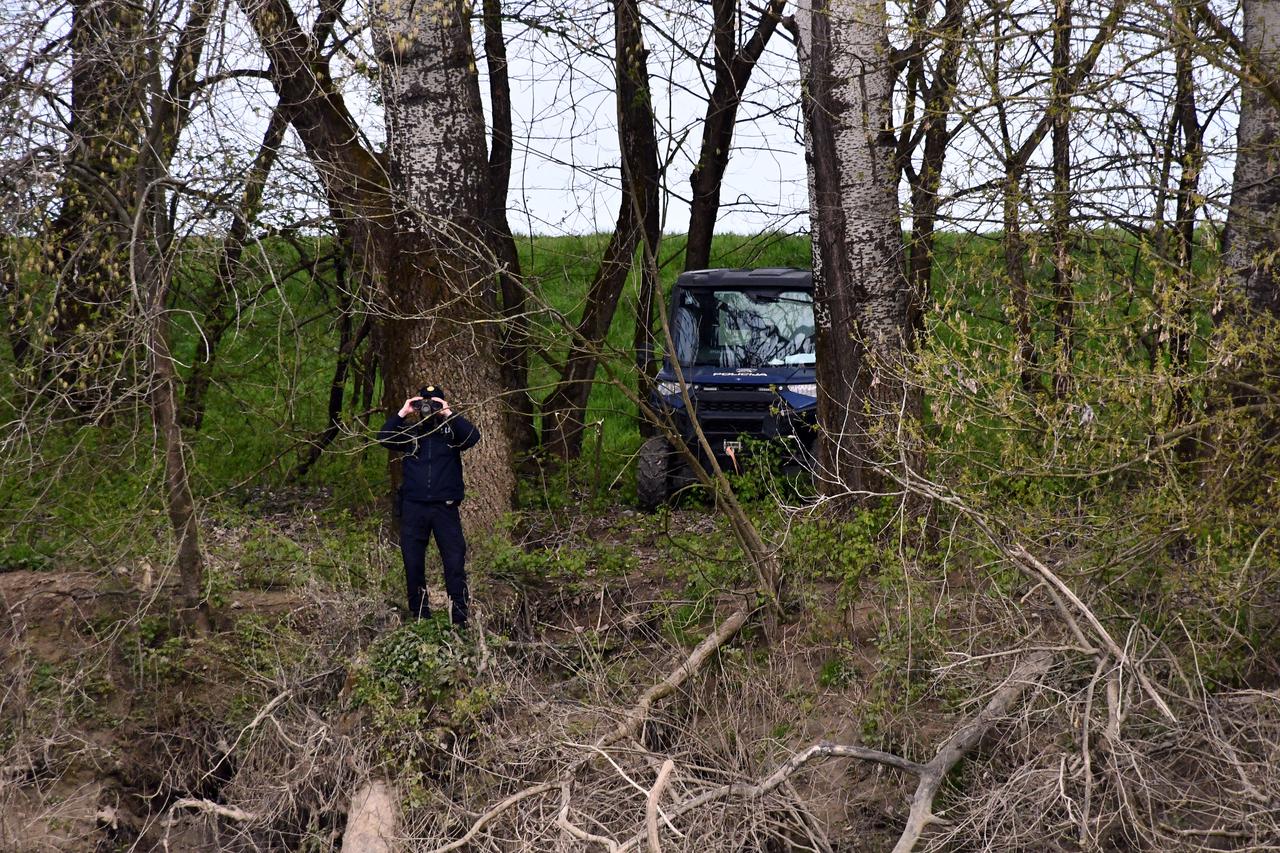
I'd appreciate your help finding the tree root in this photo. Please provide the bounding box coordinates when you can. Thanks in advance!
[602,652,1053,853]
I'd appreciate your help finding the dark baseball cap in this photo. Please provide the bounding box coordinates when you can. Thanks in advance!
[417,384,446,399]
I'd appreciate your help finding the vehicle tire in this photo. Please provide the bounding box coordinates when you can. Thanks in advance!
[636,436,671,511]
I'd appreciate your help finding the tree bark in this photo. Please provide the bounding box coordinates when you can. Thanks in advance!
[239,0,515,527]
[1168,0,1203,440]
[373,0,515,527]
[799,0,918,502]
[130,0,221,633]
[1221,0,1280,316]
[40,0,150,389]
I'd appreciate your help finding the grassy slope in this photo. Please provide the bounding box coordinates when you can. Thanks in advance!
[0,227,1210,566]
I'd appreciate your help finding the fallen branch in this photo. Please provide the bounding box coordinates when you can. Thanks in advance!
[891,649,1055,853]
[428,782,558,853]
[1009,544,1175,723]
[618,741,925,852]
[890,471,1177,724]
[596,601,752,751]
[170,798,255,822]
[645,759,674,853]
[422,598,753,851]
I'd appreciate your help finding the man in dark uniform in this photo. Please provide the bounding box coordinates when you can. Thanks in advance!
[377,385,480,625]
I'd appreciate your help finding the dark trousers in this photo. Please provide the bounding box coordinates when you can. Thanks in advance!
[399,500,469,624]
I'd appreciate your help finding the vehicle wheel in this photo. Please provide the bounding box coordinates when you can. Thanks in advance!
[636,436,671,511]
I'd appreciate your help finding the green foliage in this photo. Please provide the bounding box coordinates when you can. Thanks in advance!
[0,541,55,572]
[132,617,193,686]
[783,504,897,603]
[348,617,491,769]
[817,642,860,688]
[351,617,476,712]
[724,435,813,504]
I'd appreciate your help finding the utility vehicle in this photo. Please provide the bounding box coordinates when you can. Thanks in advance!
[637,267,817,510]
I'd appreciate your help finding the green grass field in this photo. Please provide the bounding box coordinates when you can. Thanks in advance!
[0,226,1226,571]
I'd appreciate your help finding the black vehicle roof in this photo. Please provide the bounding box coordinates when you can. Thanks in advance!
[675,267,812,289]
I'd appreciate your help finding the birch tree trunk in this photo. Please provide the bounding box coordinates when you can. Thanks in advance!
[797,0,918,502]
[372,0,514,527]
[1222,0,1280,316]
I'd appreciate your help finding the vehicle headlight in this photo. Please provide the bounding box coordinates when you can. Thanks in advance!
[657,381,682,397]
[786,383,817,397]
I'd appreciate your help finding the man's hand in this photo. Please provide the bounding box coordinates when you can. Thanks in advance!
[430,397,452,418]
[398,396,423,418]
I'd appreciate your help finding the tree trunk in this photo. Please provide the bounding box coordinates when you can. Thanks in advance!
[291,250,371,481]
[41,0,150,389]
[897,0,966,346]
[1222,0,1280,316]
[1168,0,1203,441]
[239,0,514,527]
[1050,0,1074,399]
[991,0,1129,393]
[373,0,514,528]
[128,0,220,633]
[145,247,212,634]
[799,0,918,502]
[182,104,290,430]
[634,250,658,440]
[684,0,787,272]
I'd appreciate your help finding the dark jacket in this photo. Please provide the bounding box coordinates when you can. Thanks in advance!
[378,412,481,504]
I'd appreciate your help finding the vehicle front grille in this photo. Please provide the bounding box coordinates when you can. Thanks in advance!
[700,398,774,414]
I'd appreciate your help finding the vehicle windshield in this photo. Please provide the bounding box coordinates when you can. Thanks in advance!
[670,288,816,368]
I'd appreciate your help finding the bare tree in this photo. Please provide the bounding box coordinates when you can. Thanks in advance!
[481,0,537,459]
[894,0,968,347]
[539,0,661,460]
[683,0,789,272]
[1049,0,1075,398]
[238,0,516,525]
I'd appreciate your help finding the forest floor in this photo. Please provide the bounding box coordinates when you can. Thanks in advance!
[11,490,1271,851]
[0,494,944,852]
